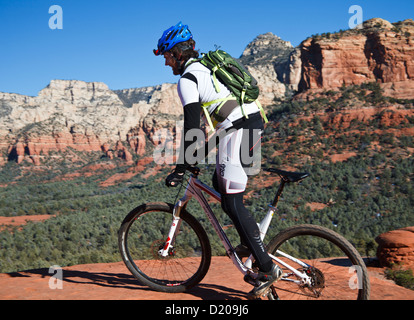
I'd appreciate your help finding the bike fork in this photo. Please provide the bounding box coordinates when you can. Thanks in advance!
[158,198,188,257]
[158,214,181,257]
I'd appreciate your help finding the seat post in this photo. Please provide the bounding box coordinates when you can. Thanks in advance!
[271,178,287,208]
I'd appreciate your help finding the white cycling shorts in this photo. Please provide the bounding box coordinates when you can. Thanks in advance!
[215,126,262,194]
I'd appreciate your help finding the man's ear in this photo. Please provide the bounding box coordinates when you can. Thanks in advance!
[174,51,182,60]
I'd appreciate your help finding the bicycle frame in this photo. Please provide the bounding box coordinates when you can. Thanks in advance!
[160,172,312,284]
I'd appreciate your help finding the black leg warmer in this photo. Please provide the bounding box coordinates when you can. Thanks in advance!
[221,192,273,272]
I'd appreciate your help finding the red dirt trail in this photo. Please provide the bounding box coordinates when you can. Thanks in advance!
[0,257,413,300]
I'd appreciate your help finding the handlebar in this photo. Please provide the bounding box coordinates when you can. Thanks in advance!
[187,166,200,176]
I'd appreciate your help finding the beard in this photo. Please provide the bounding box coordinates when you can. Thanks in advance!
[172,66,181,75]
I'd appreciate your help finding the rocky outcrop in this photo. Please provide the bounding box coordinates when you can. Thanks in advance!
[0,80,182,165]
[376,227,414,271]
[299,18,414,99]
[239,32,301,104]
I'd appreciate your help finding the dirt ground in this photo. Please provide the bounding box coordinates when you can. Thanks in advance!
[1,256,413,301]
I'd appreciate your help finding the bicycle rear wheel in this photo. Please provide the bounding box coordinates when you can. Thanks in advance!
[118,202,211,293]
[266,224,370,300]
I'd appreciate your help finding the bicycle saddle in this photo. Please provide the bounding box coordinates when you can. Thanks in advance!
[267,168,309,183]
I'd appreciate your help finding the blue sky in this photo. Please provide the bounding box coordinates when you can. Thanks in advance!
[0,0,412,96]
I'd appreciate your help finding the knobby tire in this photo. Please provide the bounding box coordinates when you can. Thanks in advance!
[118,202,211,293]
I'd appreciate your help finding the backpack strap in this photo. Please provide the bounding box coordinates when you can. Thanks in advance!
[201,95,237,132]
[255,99,268,124]
[201,97,268,132]
[202,52,223,93]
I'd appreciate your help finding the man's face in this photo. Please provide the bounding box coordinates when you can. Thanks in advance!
[164,52,181,75]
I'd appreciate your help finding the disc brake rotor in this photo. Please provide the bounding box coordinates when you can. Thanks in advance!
[302,266,325,297]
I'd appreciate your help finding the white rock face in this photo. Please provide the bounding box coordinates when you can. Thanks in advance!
[0,79,183,164]
[239,32,301,103]
[1,80,181,138]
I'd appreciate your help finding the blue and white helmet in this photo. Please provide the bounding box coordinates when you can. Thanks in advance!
[153,22,193,56]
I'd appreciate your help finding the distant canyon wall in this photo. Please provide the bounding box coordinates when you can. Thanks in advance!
[1,18,413,165]
[0,80,182,165]
[299,18,414,99]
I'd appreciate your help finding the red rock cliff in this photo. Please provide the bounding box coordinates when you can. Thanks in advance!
[299,18,414,99]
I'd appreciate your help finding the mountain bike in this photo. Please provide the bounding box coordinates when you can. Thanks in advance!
[118,166,370,300]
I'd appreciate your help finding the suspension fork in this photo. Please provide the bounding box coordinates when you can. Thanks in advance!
[158,182,192,257]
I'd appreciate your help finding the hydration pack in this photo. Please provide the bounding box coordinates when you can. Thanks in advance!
[188,49,268,131]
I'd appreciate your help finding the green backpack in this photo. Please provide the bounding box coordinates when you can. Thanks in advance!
[189,49,268,131]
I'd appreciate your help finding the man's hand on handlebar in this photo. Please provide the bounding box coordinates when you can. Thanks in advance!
[165,170,185,187]
[165,164,187,187]
[165,165,200,187]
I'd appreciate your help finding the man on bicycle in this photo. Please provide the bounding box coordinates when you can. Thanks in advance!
[153,22,281,298]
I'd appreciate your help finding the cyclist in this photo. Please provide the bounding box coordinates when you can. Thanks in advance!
[153,22,281,298]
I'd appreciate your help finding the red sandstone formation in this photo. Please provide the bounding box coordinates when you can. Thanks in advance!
[299,18,414,99]
[376,227,414,271]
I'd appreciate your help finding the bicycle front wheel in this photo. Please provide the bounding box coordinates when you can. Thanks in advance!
[118,202,211,293]
[267,224,370,300]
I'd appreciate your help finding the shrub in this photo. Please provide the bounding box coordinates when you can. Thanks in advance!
[385,266,414,290]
